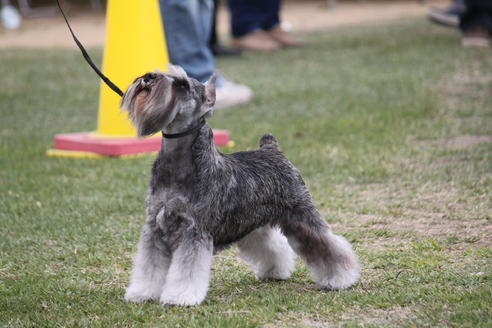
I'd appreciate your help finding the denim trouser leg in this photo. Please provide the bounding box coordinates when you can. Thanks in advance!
[227,0,281,38]
[159,0,215,83]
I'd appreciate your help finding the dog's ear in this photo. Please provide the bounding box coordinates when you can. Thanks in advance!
[204,73,216,107]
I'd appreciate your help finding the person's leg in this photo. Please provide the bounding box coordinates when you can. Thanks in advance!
[209,0,219,50]
[161,0,253,108]
[209,0,242,57]
[460,0,492,32]
[262,0,302,47]
[228,0,280,36]
[159,0,215,82]
[227,0,281,51]
[228,0,262,38]
[260,0,280,31]
[460,0,492,47]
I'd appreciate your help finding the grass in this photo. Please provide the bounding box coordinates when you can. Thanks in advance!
[1,19,491,327]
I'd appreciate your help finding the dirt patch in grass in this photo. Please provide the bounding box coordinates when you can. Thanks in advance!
[417,135,492,149]
[360,214,490,246]
[439,60,492,107]
[326,181,491,248]
[269,306,418,327]
[339,305,417,326]
[325,59,492,251]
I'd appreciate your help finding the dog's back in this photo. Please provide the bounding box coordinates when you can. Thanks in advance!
[202,133,307,246]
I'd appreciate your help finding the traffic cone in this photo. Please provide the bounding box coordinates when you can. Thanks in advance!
[48,0,229,158]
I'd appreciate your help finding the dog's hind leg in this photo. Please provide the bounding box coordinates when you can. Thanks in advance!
[160,232,213,306]
[280,207,359,290]
[125,221,171,303]
[237,225,296,281]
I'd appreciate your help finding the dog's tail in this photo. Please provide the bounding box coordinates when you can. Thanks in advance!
[260,133,279,149]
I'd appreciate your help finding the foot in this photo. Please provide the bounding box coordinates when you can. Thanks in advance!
[214,74,253,109]
[266,25,303,47]
[255,231,295,281]
[160,284,207,306]
[309,234,360,290]
[231,29,281,51]
[255,262,294,281]
[238,226,296,281]
[427,4,464,27]
[211,43,243,57]
[313,263,360,290]
[124,284,162,303]
[462,26,490,48]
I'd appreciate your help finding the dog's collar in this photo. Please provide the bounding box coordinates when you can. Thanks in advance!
[162,119,206,139]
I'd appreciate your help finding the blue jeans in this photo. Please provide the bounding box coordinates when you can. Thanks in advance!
[159,0,215,83]
[227,0,280,38]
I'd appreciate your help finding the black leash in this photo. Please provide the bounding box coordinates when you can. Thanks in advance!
[57,1,206,139]
[162,119,206,139]
[56,0,124,97]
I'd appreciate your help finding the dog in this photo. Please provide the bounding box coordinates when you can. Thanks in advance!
[121,65,359,306]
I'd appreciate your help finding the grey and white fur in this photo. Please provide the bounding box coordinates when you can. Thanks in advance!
[121,65,359,306]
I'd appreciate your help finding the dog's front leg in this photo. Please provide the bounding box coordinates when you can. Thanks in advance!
[160,231,213,306]
[125,220,171,303]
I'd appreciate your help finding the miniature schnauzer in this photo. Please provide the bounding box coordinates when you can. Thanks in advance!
[121,65,359,306]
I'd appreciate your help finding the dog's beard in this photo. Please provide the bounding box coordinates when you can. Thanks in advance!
[121,77,177,137]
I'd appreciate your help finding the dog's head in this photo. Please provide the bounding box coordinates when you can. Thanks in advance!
[120,65,216,137]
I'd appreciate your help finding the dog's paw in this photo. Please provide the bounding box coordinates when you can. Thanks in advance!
[310,233,360,290]
[254,235,296,281]
[160,295,202,306]
[314,264,360,290]
[256,268,291,281]
[124,286,161,303]
[255,266,293,281]
[255,258,295,281]
[160,286,206,306]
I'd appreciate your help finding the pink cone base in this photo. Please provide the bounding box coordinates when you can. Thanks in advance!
[52,130,229,156]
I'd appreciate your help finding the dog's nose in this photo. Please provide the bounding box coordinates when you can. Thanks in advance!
[142,73,156,83]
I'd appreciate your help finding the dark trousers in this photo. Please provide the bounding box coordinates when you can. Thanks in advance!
[227,0,281,38]
[210,0,219,48]
[460,0,492,33]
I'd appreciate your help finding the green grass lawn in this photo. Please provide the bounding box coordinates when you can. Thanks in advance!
[1,19,491,327]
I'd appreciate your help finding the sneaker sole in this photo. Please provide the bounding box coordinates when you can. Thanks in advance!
[428,12,459,27]
[462,37,490,48]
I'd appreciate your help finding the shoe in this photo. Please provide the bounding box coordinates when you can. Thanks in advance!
[427,3,464,27]
[231,29,281,51]
[211,43,243,57]
[266,25,303,47]
[214,75,253,109]
[462,26,490,48]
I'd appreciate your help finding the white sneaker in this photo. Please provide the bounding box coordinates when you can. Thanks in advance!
[214,77,253,109]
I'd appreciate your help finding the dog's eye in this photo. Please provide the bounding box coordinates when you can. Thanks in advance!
[174,79,189,91]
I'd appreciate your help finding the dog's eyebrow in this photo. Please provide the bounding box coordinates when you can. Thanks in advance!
[172,77,190,89]
[163,74,186,85]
